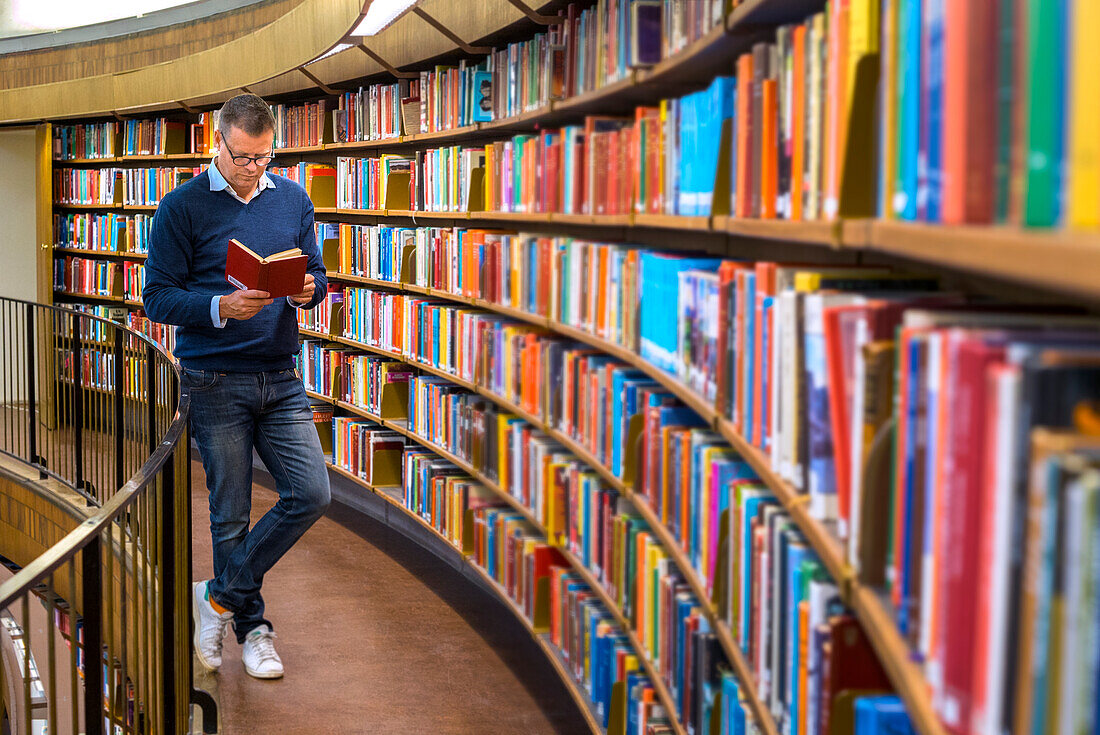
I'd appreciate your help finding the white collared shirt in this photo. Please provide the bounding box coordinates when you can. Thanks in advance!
[206,158,306,326]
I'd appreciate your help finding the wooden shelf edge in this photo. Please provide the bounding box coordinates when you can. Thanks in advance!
[301,323,779,734]
[556,546,688,735]
[864,220,1100,300]
[54,248,148,260]
[851,587,945,735]
[321,457,603,734]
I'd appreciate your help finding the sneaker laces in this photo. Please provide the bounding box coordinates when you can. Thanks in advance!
[200,613,232,655]
[248,628,280,664]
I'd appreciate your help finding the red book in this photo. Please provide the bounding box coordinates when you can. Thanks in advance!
[821,615,892,732]
[938,334,1004,734]
[942,0,997,224]
[752,262,777,447]
[225,239,307,298]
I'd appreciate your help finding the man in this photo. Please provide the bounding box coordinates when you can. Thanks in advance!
[143,94,330,679]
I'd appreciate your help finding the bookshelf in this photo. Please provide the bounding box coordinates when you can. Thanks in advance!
[321,458,607,735]
[39,0,1100,733]
[307,383,683,735]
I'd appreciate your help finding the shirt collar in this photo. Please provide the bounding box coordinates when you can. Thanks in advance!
[208,157,275,202]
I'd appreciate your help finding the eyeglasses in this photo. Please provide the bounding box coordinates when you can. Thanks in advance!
[222,141,274,167]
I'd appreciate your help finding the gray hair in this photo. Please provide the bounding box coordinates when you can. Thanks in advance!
[218,93,276,138]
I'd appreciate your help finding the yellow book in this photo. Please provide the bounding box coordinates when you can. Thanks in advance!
[635,532,651,642]
[792,267,895,292]
[647,544,667,657]
[497,414,517,489]
[847,0,879,97]
[880,0,899,219]
[545,461,568,545]
[1069,0,1100,228]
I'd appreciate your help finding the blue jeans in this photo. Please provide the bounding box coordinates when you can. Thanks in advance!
[183,367,330,643]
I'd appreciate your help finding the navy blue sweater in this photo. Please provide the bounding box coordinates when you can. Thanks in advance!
[143,170,327,371]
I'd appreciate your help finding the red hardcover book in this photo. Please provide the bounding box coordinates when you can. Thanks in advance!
[942,0,997,224]
[821,615,892,733]
[752,261,777,447]
[225,239,307,298]
[937,334,1004,734]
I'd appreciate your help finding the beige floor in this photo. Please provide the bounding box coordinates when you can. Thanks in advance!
[189,458,589,735]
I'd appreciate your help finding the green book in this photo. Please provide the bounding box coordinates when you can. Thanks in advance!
[1023,0,1066,226]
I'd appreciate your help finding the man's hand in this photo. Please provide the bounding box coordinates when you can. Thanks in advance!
[288,273,316,306]
[220,289,273,321]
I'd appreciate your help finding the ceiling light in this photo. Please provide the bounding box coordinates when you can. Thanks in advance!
[349,0,416,37]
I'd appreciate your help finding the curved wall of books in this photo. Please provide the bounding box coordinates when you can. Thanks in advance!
[43,1,1100,734]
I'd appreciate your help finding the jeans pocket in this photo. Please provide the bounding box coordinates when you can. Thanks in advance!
[180,367,219,392]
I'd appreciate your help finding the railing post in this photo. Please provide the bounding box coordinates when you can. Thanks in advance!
[25,304,42,474]
[82,535,104,735]
[72,310,86,496]
[114,327,124,491]
[160,447,177,734]
[146,343,157,456]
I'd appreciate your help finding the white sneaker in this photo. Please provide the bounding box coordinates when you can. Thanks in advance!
[192,581,233,671]
[242,625,284,679]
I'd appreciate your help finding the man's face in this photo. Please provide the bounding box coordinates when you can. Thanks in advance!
[214,125,274,193]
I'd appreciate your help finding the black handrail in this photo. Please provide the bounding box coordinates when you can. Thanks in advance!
[0,296,197,735]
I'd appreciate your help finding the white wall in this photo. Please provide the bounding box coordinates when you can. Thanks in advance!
[0,127,39,303]
[0,127,40,406]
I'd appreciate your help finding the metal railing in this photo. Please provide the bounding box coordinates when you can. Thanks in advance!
[0,297,196,735]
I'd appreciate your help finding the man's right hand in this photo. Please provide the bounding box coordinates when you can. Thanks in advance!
[219,289,273,321]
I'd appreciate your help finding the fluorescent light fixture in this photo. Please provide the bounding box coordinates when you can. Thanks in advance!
[307,43,353,64]
[349,0,417,36]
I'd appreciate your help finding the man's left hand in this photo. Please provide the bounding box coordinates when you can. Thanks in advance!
[289,273,316,305]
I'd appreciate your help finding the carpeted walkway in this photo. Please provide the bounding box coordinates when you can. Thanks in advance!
[189,457,590,735]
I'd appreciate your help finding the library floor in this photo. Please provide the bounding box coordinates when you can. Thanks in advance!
[189,456,589,735]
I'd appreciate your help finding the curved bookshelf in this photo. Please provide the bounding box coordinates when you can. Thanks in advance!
[55,248,148,260]
[300,324,782,735]
[304,384,689,735]
[303,266,949,734]
[43,0,1098,732]
[321,459,605,735]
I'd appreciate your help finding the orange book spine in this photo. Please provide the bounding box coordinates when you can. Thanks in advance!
[824,0,850,219]
[736,54,755,218]
[791,25,807,222]
[596,246,609,338]
[761,79,779,219]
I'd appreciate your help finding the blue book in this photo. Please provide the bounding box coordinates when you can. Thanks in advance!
[895,0,922,220]
[720,670,740,735]
[591,617,610,723]
[854,695,916,735]
[674,594,696,715]
[760,295,774,450]
[689,440,730,572]
[610,368,647,472]
[1030,458,1063,735]
[676,88,700,215]
[615,377,658,477]
[742,272,757,442]
[638,253,723,374]
[604,636,631,726]
[920,0,945,222]
[740,493,775,648]
[897,336,925,635]
[625,671,648,735]
[696,76,736,216]
[785,541,813,728]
